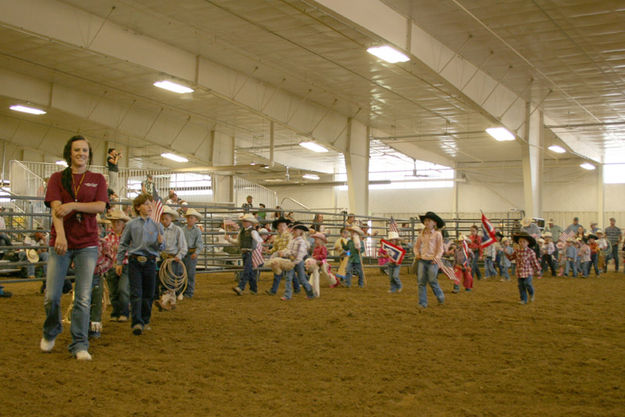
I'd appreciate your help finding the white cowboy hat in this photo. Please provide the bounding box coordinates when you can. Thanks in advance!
[107,209,130,222]
[387,231,400,240]
[310,232,327,242]
[239,213,258,224]
[161,205,179,219]
[184,208,202,220]
[96,214,111,224]
[26,249,39,263]
[347,225,364,236]
[542,231,552,238]
[521,217,532,227]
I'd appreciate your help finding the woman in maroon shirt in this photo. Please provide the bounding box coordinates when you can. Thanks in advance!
[40,136,108,361]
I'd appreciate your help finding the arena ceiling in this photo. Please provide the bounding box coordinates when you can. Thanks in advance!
[0,0,622,185]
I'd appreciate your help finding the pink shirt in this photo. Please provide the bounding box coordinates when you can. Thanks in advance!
[312,245,327,262]
[414,229,444,261]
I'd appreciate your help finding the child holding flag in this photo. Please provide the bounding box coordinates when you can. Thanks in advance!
[448,235,474,293]
[414,212,446,308]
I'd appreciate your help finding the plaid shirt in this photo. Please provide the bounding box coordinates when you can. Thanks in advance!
[604,225,621,245]
[105,231,127,265]
[95,237,114,276]
[506,247,540,278]
[270,231,292,254]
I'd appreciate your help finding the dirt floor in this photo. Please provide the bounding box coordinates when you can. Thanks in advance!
[1,268,624,417]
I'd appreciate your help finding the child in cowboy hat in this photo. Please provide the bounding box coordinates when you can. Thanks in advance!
[500,237,514,281]
[156,206,188,306]
[586,233,600,277]
[564,238,578,277]
[447,234,473,293]
[281,222,315,300]
[540,232,557,276]
[380,231,403,293]
[182,208,204,298]
[307,231,328,297]
[595,229,609,271]
[341,225,366,288]
[505,232,541,304]
[226,213,262,295]
[104,209,130,322]
[265,217,294,296]
[88,215,115,339]
[414,211,446,307]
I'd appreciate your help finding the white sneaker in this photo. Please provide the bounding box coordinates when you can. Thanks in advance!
[75,350,92,361]
[118,315,128,322]
[90,322,102,332]
[177,293,184,301]
[40,337,55,353]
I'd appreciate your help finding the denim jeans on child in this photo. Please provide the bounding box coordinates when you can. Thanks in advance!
[106,265,129,318]
[417,259,445,307]
[517,275,534,303]
[128,256,157,327]
[182,253,198,297]
[387,263,402,292]
[283,261,313,299]
[237,251,258,293]
[43,246,98,354]
[471,250,482,280]
[344,261,365,287]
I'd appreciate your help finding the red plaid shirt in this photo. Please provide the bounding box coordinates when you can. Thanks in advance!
[104,232,128,265]
[506,247,540,278]
[95,237,114,276]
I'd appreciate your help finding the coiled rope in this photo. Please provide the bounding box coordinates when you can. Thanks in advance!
[159,257,188,294]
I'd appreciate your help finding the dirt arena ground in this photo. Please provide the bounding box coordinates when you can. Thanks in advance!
[1,269,624,417]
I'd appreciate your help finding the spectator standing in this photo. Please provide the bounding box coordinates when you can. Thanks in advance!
[106,148,121,194]
[604,217,622,272]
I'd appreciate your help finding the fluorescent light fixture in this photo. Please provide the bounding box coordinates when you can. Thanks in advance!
[580,162,595,170]
[299,141,328,153]
[10,105,46,115]
[485,127,515,142]
[55,160,68,167]
[366,46,410,63]
[161,153,188,163]
[153,80,194,94]
[302,174,320,180]
[548,145,566,154]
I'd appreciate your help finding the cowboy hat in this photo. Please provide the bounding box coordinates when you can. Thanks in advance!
[310,232,327,242]
[347,225,364,236]
[595,229,604,235]
[184,208,202,220]
[387,231,400,240]
[107,209,130,222]
[239,213,258,224]
[512,232,536,247]
[26,249,39,263]
[161,205,179,219]
[457,234,471,242]
[542,231,552,238]
[292,222,309,232]
[419,211,445,229]
[520,217,532,227]
[587,233,598,240]
[271,217,291,229]
[96,214,111,224]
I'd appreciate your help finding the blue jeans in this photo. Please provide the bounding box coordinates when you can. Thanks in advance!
[484,257,497,278]
[565,259,577,277]
[344,261,365,287]
[43,246,98,354]
[237,251,257,293]
[471,250,482,280]
[417,259,445,307]
[517,276,534,303]
[269,272,283,294]
[589,253,600,276]
[387,263,402,292]
[21,251,49,277]
[128,257,157,327]
[283,261,313,299]
[106,265,129,318]
[182,254,198,297]
[501,265,510,280]
[610,244,619,271]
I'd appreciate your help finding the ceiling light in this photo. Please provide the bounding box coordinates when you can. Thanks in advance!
[55,160,68,167]
[366,46,410,63]
[485,127,515,141]
[299,141,328,153]
[10,105,46,115]
[302,174,320,180]
[548,145,566,154]
[153,80,194,94]
[161,153,188,163]
[580,162,595,170]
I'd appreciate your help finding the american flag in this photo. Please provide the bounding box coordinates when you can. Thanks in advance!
[252,242,264,269]
[480,211,497,249]
[434,258,457,281]
[461,240,470,268]
[558,230,575,243]
[388,217,399,234]
[150,186,164,224]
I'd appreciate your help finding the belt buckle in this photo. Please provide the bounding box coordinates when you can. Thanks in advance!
[137,256,148,263]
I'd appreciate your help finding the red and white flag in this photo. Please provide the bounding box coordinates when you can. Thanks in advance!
[480,211,497,249]
[388,217,399,234]
[252,243,264,269]
[434,258,457,281]
[558,230,575,243]
[150,187,164,224]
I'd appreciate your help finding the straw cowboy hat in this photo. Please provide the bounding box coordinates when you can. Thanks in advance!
[184,208,202,220]
[239,213,258,224]
[595,229,604,235]
[347,225,364,236]
[512,232,536,247]
[457,234,471,242]
[542,231,552,238]
[520,217,532,227]
[419,211,445,229]
[310,232,327,242]
[26,249,39,263]
[107,209,130,222]
[96,214,111,224]
[162,205,179,219]
[387,231,400,240]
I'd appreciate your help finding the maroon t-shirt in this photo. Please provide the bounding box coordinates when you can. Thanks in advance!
[45,170,108,249]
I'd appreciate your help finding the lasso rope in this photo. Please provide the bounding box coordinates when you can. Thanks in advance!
[159,257,188,294]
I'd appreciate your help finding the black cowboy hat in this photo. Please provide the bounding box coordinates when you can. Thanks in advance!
[495,231,504,238]
[587,234,598,240]
[291,222,309,232]
[512,232,536,247]
[272,217,292,229]
[419,211,445,229]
